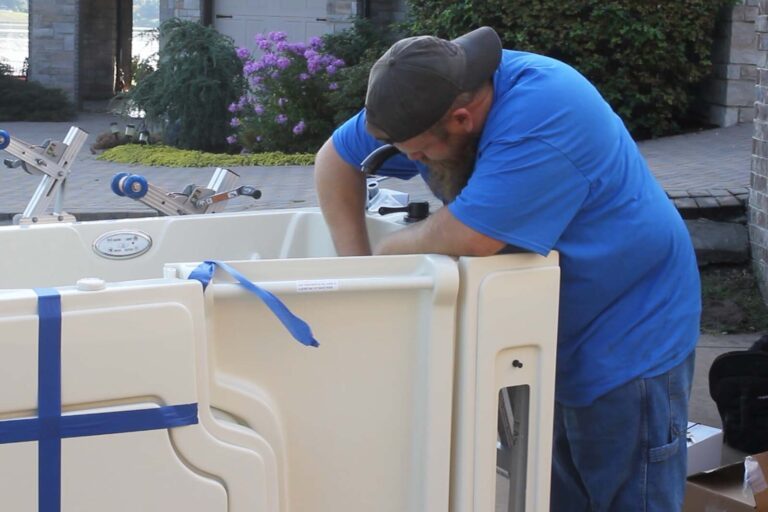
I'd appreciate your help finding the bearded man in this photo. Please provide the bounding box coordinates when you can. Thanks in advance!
[313,26,700,512]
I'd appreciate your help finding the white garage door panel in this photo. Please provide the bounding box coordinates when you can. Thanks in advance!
[215,17,332,52]
[215,0,327,18]
[214,0,335,51]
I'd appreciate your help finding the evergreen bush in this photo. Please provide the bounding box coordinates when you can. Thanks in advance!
[403,0,733,138]
[0,74,75,121]
[124,18,243,151]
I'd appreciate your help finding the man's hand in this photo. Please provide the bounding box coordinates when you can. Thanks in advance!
[373,206,505,256]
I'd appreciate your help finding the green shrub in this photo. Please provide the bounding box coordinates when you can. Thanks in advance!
[98,143,314,167]
[403,0,733,139]
[0,75,75,121]
[0,59,13,77]
[123,18,244,151]
[323,19,395,125]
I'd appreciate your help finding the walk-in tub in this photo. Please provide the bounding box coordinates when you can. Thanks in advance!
[0,208,559,512]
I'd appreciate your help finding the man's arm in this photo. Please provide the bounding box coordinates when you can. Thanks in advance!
[374,206,505,256]
[314,137,372,256]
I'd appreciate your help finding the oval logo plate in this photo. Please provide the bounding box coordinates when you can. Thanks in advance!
[93,230,152,259]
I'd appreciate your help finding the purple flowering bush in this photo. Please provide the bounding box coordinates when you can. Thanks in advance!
[228,32,346,153]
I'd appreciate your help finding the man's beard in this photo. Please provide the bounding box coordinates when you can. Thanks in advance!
[424,134,479,204]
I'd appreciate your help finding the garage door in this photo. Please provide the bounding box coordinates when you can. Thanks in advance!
[214,0,351,52]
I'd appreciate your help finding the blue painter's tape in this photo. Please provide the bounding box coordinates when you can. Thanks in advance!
[36,288,61,512]
[0,404,198,445]
[189,259,319,347]
[0,289,199,511]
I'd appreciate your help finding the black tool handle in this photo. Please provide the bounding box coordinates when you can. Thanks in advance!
[378,201,430,223]
[239,186,262,199]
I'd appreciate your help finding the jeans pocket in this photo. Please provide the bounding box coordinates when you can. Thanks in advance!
[648,433,682,463]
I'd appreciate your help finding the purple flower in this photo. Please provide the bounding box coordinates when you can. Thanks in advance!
[292,120,306,135]
[260,54,278,67]
[257,39,272,51]
[298,73,310,81]
[236,47,250,60]
[332,58,345,68]
[307,57,322,74]
[256,135,263,142]
[228,102,239,113]
[276,56,291,70]
[226,135,237,144]
[276,41,289,52]
[308,36,323,50]
[275,114,288,124]
[253,104,264,115]
[269,31,288,42]
[288,42,307,55]
[328,82,339,91]
[230,117,241,127]
[277,97,288,107]
[243,60,264,75]
[326,65,337,75]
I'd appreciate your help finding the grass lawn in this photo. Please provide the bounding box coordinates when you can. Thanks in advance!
[701,264,768,334]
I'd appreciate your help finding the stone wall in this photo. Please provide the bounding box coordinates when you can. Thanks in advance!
[28,0,78,103]
[703,1,759,127]
[753,3,768,303]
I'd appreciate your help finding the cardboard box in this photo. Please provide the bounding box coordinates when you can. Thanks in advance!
[684,451,768,512]
[687,422,724,476]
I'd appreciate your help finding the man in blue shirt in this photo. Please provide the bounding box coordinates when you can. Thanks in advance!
[314,26,700,511]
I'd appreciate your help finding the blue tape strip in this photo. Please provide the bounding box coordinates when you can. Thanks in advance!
[60,403,198,438]
[35,288,61,512]
[0,404,198,444]
[0,289,200,512]
[189,260,319,347]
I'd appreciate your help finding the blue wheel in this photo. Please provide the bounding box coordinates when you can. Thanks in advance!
[111,172,130,197]
[0,130,9,150]
[123,174,149,199]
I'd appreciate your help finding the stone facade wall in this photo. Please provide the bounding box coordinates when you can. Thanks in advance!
[703,1,759,127]
[28,0,78,103]
[79,0,117,99]
[754,3,768,303]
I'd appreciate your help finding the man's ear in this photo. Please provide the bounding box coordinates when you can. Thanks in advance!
[448,108,474,134]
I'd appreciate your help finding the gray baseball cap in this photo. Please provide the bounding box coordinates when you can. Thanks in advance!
[365,26,502,143]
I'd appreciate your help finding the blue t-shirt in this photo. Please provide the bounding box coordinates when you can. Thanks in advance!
[332,50,701,406]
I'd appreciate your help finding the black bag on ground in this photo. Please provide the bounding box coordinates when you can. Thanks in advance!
[708,335,768,454]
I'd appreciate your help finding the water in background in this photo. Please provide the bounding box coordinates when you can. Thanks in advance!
[0,16,27,74]
[0,14,158,75]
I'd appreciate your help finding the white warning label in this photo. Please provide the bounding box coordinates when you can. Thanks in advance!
[296,280,340,293]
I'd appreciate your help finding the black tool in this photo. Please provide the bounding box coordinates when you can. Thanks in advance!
[378,201,430,223]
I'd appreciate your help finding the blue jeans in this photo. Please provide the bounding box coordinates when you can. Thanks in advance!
[550,351,695,512]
